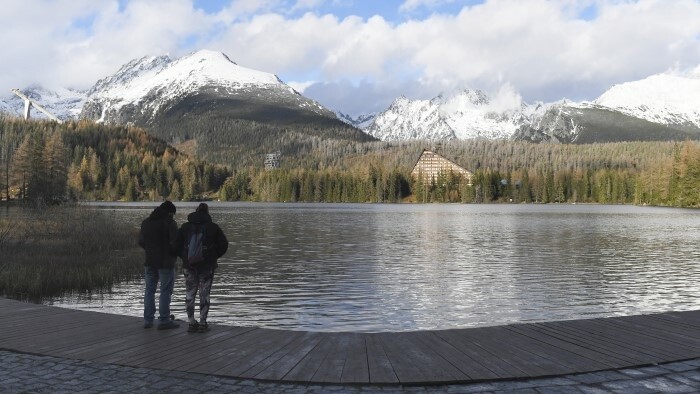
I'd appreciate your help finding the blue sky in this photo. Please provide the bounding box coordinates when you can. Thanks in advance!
[192,0,485,22]
[2,0,700,116]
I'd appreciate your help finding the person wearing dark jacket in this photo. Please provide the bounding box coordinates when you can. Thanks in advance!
[175,203,228,333]
[138,201,180,330]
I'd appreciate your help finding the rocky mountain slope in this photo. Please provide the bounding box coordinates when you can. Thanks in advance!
[357,71,700,143]
[594,73,700,130]
[0,85,86,121]
[79,50,347,129]
[1,50,366,135]
[362,89,537,141]
[4,55,700,145]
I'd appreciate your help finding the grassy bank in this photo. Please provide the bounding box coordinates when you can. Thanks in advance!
[0,204,143,301]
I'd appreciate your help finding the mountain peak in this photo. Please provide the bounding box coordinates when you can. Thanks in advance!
[461,88,490,106]
[88,55,171,96]
[595,71,700,128]
[183,49,237,65]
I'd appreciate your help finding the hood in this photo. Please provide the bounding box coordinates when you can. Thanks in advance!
[187,210,212,225]
[148,206,169,220]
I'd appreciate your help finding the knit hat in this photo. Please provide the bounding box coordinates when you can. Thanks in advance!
[196,203,209,214]
[160,200,176,214]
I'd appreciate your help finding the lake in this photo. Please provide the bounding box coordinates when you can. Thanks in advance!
[44,202,700,332]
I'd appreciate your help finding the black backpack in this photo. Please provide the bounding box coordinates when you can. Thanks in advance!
[184,224,206,265]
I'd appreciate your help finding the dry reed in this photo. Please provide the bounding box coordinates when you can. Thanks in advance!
[0,204,143,301]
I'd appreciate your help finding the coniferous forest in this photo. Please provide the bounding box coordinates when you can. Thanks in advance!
[2,117,700,208]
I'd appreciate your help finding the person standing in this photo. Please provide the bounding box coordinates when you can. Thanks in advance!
[176,203,228,333]
[138,201,180,330]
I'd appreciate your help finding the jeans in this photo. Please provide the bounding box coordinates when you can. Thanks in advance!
[144,267,175,324]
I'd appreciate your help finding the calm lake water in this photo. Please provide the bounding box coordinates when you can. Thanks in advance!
[42,202,700,332]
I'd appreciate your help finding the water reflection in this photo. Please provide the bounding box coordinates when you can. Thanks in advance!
[43,203,700,332]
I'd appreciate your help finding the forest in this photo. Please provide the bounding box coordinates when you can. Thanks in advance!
[1,117,700,208]
[0,118,229,202]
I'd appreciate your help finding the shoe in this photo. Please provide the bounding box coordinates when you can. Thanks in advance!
[157,321,180,330]
[187,321,200,333]
[144,321,154,329]
[198,322,209,333]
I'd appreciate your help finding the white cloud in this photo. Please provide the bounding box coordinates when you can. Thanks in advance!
[1,0,699,116]
[287,80,316,93]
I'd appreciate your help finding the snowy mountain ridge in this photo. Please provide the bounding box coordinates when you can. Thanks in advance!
[360,69,700,142]
[364,88,544,141]
[0,49,334,125]
[594,72,700,129]
[2,55,700,144]
[81,49,334,124]
[0,85,86,121]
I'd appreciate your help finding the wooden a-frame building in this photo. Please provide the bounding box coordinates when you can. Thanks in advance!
[411,149,472,184]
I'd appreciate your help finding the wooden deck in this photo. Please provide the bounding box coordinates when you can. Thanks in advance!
[3,297,700,385]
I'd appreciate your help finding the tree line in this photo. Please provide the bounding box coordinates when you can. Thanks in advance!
[3,117,700,208]
[215,139,700,207]
[0,118,229,203]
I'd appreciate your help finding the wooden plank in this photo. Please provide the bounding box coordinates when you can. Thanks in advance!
[126,326,255,368]
[378,331,469,383]
[537,321,658,364]
[492,324,614,373]
[10,315,140,354]
[505,323,625,369]
[578,318,688,361]
[74,328,184,363]
[4,298,700,385]
[211,329,305,377]
[433,328,527,379]
[654,310,700,326]
[181,328,276,373]
[0,311,100,342]
[252,331,325,381]
[283,333,342,382]
[365,333,399,384]
[610,315,700,346]
[339,333,369,384]
[414,330,499,381]
[56,326,163,359]
[451,326,570,377]
[309,332,349,383]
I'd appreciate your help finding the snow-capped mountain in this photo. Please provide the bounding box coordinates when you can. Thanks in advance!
[513,71,700,143]
[595,73,700,130]
[364,69,700,143]
[4,52,700,145]
[0,85,86,121]
[365,96,456,140]
[335,111,376,129]
[0,49,344,129]
[365,89,538,141]
[81,49,337,125]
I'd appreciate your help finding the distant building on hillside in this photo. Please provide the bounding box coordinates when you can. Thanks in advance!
[264,151,281,170]
[411,149,472,184]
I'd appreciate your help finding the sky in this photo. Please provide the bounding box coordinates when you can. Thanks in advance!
[2,0,700,116]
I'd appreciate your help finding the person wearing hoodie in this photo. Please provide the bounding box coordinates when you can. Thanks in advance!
[175,203,228,333]
[138,201,180,330]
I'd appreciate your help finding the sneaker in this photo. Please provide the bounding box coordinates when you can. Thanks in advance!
[187,321,200,333]
[198,322,209,333]
[144,321,154,329]
[157,321,180,330]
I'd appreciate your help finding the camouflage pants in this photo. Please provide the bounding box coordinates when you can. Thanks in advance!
[183,266,215,323]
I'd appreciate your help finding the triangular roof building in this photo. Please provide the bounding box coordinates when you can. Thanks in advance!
[411,149,472,184]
